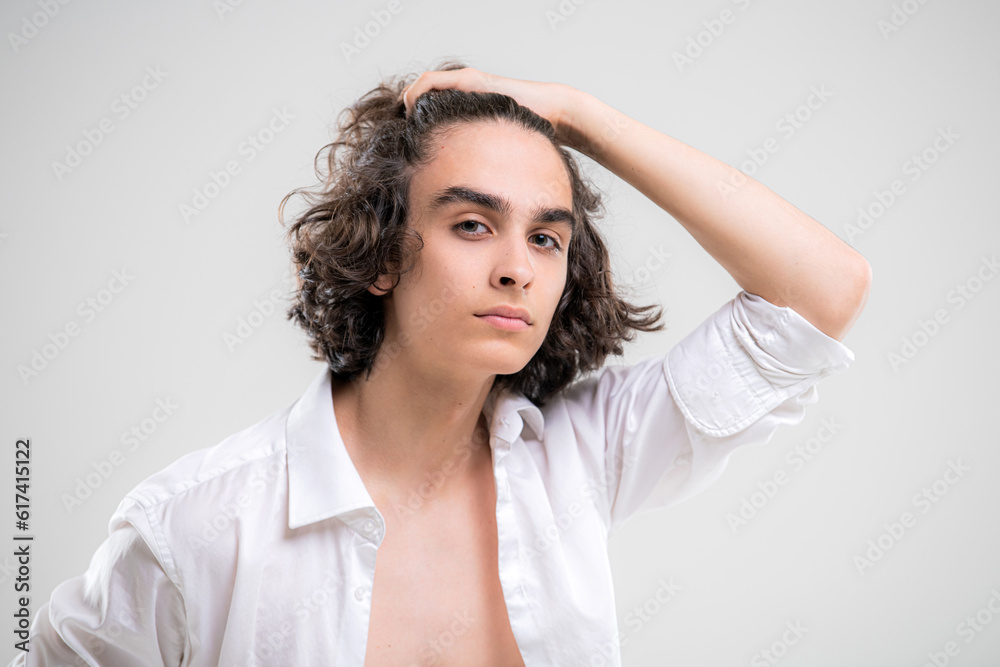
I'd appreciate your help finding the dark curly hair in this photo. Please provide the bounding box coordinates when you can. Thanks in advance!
[279,58,665,407]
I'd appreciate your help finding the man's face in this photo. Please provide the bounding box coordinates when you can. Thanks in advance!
[371,120,575,380]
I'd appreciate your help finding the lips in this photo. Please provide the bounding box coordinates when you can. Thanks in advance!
[475,305,532,324]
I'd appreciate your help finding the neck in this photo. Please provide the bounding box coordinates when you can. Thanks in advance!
[331,348,497,508]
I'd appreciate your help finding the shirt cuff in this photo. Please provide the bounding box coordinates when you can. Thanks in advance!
[664,291,855,438]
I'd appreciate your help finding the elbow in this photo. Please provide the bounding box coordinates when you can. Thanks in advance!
[827,255,872,342]
[848,255,873,319]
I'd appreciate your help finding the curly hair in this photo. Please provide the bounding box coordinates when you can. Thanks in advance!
[279,58,665,407]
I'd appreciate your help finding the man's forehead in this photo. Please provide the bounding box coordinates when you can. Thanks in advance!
[418,122,572,191]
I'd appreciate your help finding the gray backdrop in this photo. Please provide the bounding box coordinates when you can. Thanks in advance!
[3,0,998,664]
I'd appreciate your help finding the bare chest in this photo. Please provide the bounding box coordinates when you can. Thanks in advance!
[362,472,525,666]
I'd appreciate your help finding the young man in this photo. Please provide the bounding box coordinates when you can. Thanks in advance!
[11,62,870,666]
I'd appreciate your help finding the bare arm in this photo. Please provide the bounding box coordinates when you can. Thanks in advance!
[402,68,872,341]
[555,86,871,341]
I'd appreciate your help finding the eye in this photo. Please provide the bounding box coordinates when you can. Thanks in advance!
[453,220,563,254]
[530,233,562,252]
[455,220,488,235]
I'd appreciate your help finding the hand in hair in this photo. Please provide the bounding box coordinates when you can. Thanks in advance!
[399,66,580,148]
[401,63,871,341]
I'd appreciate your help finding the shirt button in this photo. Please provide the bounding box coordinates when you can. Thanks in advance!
[362,519,376,534]
[354,586,366,601]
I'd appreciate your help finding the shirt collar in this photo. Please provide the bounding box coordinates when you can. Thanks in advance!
[482,384,545,447]
[285,367,545,530]
[285,367,374,530]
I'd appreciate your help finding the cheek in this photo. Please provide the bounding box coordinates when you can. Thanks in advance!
[409,263,474,319]
[438,255,485,294]
[549,264,568,303]
[543,271,568,326]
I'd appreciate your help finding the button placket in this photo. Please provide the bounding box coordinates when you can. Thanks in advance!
[494,464,511,502]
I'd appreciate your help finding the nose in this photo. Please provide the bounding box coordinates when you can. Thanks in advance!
[491,234,535,290]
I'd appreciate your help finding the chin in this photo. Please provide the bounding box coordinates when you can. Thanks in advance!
[452,335,541,377]
[494,363,531,377]
[472,352,533,377]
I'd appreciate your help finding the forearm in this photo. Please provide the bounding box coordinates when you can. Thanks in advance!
[556,86,871,341]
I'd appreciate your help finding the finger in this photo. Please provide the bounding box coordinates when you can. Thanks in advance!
[401,68,486,114]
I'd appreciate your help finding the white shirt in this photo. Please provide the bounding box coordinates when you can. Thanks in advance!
[12,291,854,666]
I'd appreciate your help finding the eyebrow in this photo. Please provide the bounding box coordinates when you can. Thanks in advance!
[427,186,576,235]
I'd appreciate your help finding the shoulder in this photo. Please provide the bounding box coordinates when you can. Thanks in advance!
[105,400,301,590]
[115,401,293,521]
[547,352,667,419]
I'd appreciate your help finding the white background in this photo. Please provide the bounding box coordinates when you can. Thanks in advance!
[2,0,998,664]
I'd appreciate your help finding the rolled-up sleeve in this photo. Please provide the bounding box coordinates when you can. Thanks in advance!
[570,291,855,538]
[8,499,189,667]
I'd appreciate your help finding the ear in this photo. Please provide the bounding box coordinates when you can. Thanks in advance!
[367,239,413,296]
[367,273,395,297]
